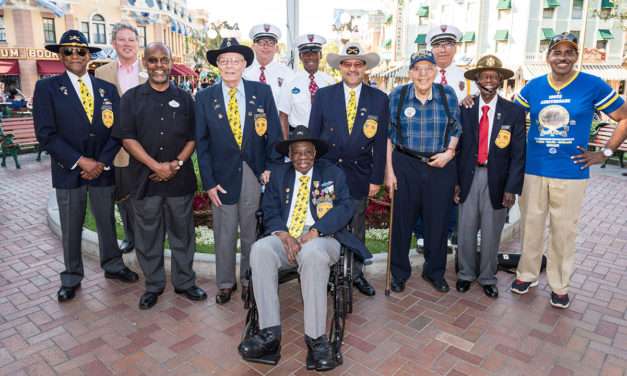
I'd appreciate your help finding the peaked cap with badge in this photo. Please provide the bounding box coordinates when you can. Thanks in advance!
[426,24,462,46]
[249,23,281,41]
[295,34,327,53]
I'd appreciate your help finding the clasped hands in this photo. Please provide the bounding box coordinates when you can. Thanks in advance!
[276,229,319,264]
[149,160,180,182]
[78,157,105,180]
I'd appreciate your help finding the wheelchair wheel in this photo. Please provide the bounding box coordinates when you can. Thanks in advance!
[329,254,348,365]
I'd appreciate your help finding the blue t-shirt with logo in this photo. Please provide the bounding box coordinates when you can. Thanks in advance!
[515,72,624,179]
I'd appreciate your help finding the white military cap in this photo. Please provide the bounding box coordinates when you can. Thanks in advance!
[249,23,281,41]
[426,25,462,45]
[295,34,327,52]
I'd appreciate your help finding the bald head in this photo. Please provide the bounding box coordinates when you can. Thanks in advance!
[143,42,172,88]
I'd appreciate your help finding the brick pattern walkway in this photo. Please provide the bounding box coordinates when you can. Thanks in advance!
[1,155,626,375]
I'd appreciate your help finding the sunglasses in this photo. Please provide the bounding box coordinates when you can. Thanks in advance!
[62,48,89,57]
[340,61,365,69]
[550,32,578,45]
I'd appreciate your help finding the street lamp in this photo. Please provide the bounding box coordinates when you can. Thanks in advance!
[332,12,359,45]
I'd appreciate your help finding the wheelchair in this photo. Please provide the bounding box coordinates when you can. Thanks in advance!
[241,208,354,366]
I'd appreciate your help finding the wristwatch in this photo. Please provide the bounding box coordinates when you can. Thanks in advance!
[176,159,184,167]
[601,148,614,158]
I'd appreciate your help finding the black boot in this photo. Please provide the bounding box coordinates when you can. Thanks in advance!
[238,328,281,365]
[305,335,337,371]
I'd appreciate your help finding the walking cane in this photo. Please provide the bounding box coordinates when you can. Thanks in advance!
[384,191,395,296]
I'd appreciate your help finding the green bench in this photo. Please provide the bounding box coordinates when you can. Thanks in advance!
[0,116,42,169]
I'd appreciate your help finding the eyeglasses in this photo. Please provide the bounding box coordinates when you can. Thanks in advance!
[217,58,245,66]
[340,61,365,69]
[432,42,456,50]
[255,39,277,47]
[62,48,88,57]
[146,57,171,65]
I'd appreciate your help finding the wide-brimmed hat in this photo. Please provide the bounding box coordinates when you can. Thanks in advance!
[327,42,380,70]
[464,54,514,81]
[206,38,254,67]
[45,29,102,53]
[275,125,329,157]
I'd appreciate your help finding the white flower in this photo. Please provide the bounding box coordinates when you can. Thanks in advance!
[366,228,388,241]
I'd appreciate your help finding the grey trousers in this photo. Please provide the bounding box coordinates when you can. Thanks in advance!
[212,163,260,289]
[56,185,126,287]
[351,198,367,277]
[457,167,507,286]
[132,194,196,293]
[250,235,340,338]
[117,199,135,244]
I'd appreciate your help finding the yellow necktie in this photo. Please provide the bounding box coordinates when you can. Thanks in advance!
[227,87,242,148]
[288,175,310,238]
[347,89,356,134]
[78,78,94,123]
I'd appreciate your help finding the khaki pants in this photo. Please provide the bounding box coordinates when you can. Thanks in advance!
[516,174,588,295]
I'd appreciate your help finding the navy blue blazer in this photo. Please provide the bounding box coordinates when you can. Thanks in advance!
[195,79,283,205]
[262,160,372,262]
[309,83,389,200]
[458,96,526,209]
[33,72,121,189]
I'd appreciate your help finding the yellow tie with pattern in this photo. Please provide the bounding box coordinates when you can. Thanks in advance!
[78,78,94,123]
[227,87,242,148]
[347,89,356,134]
[288,175,311,238]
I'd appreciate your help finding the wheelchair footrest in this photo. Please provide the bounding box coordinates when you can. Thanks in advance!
[241,351,281,366]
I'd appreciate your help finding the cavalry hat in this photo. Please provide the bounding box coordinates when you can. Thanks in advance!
[426,25,462,46]
[45,29,102,53]
[276,125,329,157]
[249,23,281,41]
[326,42,380,70]
[464,54,514,81]
[206,38,254,67]
[296,34,326,53]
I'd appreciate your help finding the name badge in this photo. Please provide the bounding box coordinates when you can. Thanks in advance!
[404,107,416,118]
[169,100,180,108]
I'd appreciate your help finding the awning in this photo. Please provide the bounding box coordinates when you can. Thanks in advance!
[171,64,197,77]
[497,0,512,9]
[463,32,476,43]
[384,39,392,48]
[601,0,614,8]
[520,63,627,81]
[36,0,64,17]
[597,29,613,40]
[542,28,555,40]
[417,6,429,17]
[415,34,426,44]
[36,60,65,76]
[495,30,509,41]
[544,0,560,8]
[0,60,19,75]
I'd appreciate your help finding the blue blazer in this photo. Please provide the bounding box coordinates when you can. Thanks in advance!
[309,83,389,199]
[33,72,121,189]
[195,79,283,205]
[261,160,372,262]
[458,96,526,209]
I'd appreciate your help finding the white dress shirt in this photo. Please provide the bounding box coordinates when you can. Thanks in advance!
[278,70,336,127]
[244,58,295,105]
[478,95,497,154]
[221,80,246,133]
[66,70,94,100]
[343,82,362,109]
[286,168,315,229]
[433,63,478,101]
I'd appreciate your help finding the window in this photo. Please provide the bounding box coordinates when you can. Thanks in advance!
[92,14,106,44]
[417,6,429,25]
[543,8,555,19]
[0,16,6,42]
[80,22,90,42]
[596,40,608,50]
[544,0,559,18]
[43,18,56,44]
[138,26,147,48]
[569,30,580,40]
[572,0,583,19]
[539,40,550,53]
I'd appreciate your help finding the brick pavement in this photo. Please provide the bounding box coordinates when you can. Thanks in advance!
[1,154,626,375]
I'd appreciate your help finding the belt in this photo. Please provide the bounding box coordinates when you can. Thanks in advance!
[395,145,434,163]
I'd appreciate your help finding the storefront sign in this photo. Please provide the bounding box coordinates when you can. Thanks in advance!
[0,48,59,60]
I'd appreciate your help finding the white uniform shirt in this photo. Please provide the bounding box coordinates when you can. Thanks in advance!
[286,168,315,229]
[278,70,335,127]
[478,95,497,154]
[433,63,478,102]
[244,59,295,105]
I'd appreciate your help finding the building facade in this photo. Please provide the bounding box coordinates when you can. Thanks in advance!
[0,0,208,98]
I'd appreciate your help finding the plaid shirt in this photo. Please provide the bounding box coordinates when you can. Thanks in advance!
[388,83,462,153]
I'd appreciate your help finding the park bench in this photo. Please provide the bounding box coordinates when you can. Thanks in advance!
[0,116,41,169]
[589,122,627,169]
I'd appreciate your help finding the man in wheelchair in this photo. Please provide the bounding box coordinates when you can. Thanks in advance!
[238,126,371,371]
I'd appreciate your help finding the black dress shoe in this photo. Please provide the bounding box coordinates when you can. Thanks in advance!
[481,284,499,298]
[238,328,281,365]
[105,267,139,283]
[119,240,134,254]
[456,280,471,293]
[305,335,337,371]
[139,291,161,310]
[353,274,376,296]
[391,278,406,293]
[57,284,80,302]
[216,283,237,305]
[175,286,207,301]
[422,273,450,293]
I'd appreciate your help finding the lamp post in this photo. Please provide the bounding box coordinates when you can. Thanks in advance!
[332,11,359,45]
